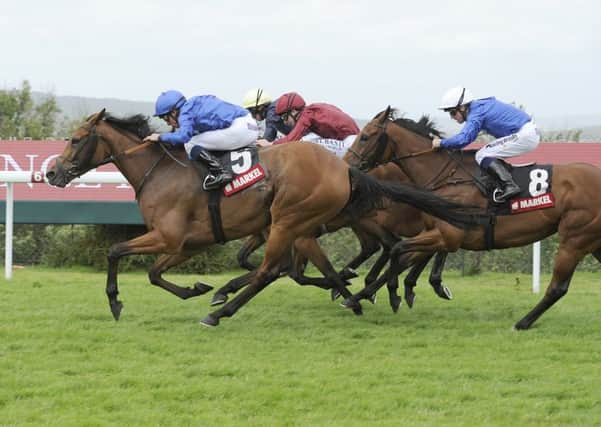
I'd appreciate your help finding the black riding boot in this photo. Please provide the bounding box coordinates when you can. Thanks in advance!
[486,159,521,202]
[194,148,233,191]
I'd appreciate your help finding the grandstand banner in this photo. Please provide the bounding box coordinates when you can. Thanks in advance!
[0,141,135,201]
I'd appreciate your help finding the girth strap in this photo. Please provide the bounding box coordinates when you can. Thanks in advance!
[208,190,226,244]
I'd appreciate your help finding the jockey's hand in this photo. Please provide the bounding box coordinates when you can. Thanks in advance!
[143,133,161,143]
[256,139,273,148]
[431,137,442,150]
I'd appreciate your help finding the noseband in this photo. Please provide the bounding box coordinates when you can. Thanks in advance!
[347,119,436,172]
[346,121,391,172]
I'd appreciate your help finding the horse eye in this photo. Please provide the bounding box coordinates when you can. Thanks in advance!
[360,134,369,141]
[71,138,80,144]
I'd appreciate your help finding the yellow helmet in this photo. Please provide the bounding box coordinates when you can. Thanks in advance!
[242,88,272,109]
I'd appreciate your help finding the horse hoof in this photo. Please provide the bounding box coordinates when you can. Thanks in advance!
[441,285,453,300]
[109,300,123,321]
[513,320,531,331]
[210,294,228,306]
[406,294,416,309]
[200,315,219,327]
[352,304,363,316]
[368,294,377,304]
[194,282,214,295]
[331,289,341,301]
[390,297,402,313]
[340,267,358,280]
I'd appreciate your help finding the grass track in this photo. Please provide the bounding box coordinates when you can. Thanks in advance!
[1,268,600,426]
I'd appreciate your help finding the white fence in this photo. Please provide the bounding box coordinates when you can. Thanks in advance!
[0,171,128,280]
[0,170,543,292]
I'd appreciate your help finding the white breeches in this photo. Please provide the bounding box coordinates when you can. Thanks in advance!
[184,114,260,156]
[300,132,358,157]
[475,121,541,165]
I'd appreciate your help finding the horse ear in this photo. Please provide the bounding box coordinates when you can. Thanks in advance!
[381,106,391,123]
[93,108,106,124]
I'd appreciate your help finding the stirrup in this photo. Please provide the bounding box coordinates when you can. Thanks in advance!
[492,186,519,204]
[203,174,220,191]
[203,173,233,191]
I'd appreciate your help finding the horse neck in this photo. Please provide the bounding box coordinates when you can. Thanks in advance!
[389,125,449,187]
[99,125,164,192]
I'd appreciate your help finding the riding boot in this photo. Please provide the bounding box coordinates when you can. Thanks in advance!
[486,159,521,202]
[193,148,233,191]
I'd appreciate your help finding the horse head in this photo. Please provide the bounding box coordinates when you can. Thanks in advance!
[46,109,112,187]
[344,106,395,171]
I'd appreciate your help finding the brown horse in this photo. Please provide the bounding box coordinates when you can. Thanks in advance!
[46,110,481,327]
[343,107,601,330]
[214,162,453,311]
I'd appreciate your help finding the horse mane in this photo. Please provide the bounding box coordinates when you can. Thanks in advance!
[393,115,444,139]
[372,108,444,140]
[104,114,153,139]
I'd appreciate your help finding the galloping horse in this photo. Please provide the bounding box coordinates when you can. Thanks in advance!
[212,162,453,310]
[343,107,601,330]
[46,110,482,327]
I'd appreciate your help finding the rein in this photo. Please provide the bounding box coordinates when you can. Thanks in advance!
[72,123,188,197]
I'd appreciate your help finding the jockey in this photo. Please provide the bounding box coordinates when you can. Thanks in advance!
[256,92,360,158]
[242,88,292,142]
[432,86,540,202]
[144,90,259,190]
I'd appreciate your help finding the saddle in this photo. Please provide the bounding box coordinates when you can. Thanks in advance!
[195,145,267,245]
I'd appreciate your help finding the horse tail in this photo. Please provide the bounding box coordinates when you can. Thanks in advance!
[347,167,491,229]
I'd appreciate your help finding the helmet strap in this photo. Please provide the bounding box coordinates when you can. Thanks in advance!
[255,89,263,109]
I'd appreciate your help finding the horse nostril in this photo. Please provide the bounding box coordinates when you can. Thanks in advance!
[46,171,55,180]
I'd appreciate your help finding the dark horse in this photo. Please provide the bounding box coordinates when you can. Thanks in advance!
[343,107,601,330]
[46,110,484,327]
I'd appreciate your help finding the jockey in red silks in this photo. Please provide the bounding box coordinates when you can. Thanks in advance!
[257,92,359,158]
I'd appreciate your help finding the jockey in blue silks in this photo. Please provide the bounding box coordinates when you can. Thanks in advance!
[431,86,540,202]
[144,90,259,190]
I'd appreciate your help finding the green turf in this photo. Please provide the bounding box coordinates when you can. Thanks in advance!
[1,268,600,426]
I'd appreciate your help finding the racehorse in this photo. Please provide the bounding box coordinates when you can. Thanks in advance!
[213,162,453,311]
[343,107,601,330]
[46,110,483,327]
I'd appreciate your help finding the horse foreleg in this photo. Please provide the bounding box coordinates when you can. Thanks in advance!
[293,237,361,312]
[514,247,580,330]
[106,230,167,320]
[211,270,257,306]
[402,253,433,305]
[428,252,452,300]
[339,227,381,280]
[148,253,213,299]
[237,234,265,271]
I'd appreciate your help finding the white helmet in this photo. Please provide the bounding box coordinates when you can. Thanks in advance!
[438,87,475,110]
[242,88,272,109]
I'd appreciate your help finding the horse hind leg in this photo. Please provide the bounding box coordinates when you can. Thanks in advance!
[200,226,296,327]
[148,253,213,300]
[514,246,581,330]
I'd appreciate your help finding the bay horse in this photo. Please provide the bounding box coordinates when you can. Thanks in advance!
[343,107,601,330]
[213,162,453,310]
[46,110,483,327]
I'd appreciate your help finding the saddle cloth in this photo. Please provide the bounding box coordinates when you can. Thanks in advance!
[210,146,266,196]
[483,162,555,215]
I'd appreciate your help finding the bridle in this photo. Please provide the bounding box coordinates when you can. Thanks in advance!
[64,121,186,196]
[346,119,435,173]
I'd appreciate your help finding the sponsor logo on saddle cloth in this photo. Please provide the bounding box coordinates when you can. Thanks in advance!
[503,163,555,214]
[215,146,266,196]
